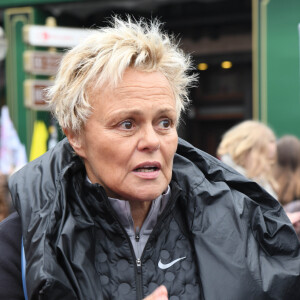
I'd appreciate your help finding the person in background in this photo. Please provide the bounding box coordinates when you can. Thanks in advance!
[217,120,278,199]
[0,105,27,174]
[274,135,300,205]
[0,173,9,221]
[274,135,300,238]
[0,17,299,300]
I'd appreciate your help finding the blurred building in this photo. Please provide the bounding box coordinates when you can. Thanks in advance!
[0,0,298,158]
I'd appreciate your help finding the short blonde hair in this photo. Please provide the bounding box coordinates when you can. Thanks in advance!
[217,120,276,179]
[47,16,197,133]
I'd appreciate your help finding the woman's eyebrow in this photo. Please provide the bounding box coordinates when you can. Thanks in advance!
[109,109,144,118]
[109,107,176,118]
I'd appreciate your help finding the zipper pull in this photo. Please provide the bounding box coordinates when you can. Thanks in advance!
[135,226,140,242]
[136,258,142,274]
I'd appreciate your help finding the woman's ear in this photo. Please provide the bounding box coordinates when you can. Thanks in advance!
[63,128,86,158]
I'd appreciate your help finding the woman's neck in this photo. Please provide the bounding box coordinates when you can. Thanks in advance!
[128,200,152,231]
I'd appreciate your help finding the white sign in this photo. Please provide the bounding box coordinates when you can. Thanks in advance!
[23,25,96,48]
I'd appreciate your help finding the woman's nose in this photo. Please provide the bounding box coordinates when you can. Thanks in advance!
[137,125,160,152]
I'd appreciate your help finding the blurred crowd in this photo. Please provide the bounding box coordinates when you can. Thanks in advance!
[217,120,300,239]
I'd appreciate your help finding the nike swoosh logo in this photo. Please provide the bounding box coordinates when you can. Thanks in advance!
[158,256,186,270]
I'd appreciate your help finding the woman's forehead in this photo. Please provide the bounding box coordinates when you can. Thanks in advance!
[89,70,175,106]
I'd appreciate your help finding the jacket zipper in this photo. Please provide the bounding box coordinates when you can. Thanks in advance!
[135,227,143,300]
[136,258,143,300]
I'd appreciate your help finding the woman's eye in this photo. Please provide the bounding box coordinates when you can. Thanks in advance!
[159,119,171,129]
[120,120,133,130]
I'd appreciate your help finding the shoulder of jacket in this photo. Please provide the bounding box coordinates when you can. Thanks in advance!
[9,138,76,187]
[8,138,82,220]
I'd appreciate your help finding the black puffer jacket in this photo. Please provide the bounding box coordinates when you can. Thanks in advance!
[9,138,300,300]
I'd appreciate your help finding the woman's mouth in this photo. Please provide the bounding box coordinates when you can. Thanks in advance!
[134,166,159,172]
[133,162,161,178]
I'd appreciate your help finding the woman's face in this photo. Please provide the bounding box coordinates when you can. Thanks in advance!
[70,69,178,202]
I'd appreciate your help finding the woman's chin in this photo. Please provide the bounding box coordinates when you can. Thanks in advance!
[125,188,165,202]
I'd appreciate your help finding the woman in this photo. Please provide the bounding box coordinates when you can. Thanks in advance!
[217,120,278,199]
[275,135,300,205]
[0,17,299,300]
[274,135,300,239]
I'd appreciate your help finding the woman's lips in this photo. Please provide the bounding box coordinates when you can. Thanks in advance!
[132,162,161,179]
